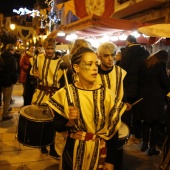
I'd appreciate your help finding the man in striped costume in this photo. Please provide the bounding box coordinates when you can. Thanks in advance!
[30,37,64,159]
[96,42,131,170]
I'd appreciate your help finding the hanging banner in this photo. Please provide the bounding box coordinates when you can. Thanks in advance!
[36,28,47,35]
[56,0,76,17]
[56,0,114,19]
[74,0,114,18]
[17,26,34,40]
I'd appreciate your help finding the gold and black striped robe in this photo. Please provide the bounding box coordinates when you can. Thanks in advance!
[96,64,127,101]
[46,84,127,170]
[30,54,64,105]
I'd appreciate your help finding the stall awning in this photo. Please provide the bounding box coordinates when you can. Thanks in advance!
[138,24,170,38]
[49,15,151,38]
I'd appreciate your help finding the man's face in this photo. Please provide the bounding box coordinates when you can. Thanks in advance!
[10,49,15,54]
[99,50,115,70]
[45,45,55,58]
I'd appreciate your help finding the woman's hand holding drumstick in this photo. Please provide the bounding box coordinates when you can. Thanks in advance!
[66,106,79,127]
[60,62,79,127]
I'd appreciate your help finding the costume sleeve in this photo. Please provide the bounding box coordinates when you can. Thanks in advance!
[53,110,70,132]
[105,131,118,165]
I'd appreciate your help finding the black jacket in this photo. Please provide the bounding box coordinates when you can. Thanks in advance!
[137,62,170,121]
[119,44,149,98]
[0,51,17,87]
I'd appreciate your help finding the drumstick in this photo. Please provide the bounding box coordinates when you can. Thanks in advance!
[60,62,78,125]
[60,62,74,106]
[131,98,143,106]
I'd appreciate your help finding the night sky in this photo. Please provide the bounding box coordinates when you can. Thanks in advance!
[0,0,37,16]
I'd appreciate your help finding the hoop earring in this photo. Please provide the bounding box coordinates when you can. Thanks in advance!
[73,72,79,82]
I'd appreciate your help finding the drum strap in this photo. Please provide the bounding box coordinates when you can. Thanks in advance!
[37,84,59,95]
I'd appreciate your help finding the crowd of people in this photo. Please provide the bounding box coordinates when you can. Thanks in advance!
[0,35,170,169]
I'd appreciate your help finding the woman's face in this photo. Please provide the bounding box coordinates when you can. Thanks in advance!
[74,52,98,84]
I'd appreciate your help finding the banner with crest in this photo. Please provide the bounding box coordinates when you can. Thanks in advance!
[16,26,34,40]
[57,0,114,19]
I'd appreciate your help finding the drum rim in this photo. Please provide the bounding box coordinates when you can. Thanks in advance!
[118,122,130,140]
[118,122,130,149]
[20,105,53,121]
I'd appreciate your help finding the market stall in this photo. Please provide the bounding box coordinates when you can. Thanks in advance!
[50,14,150,37]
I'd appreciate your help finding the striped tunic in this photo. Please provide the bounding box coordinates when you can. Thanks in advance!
[46,84,127,170]
[30,54,64,105]
[96,64,126,101]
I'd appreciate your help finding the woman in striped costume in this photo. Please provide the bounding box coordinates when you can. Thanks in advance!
[46,47,127,170]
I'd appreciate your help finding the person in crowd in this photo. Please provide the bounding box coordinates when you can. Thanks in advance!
[0,55,4,107]
[35,43,45,55]
[136,50,170,156]
[114,47,125,66]
[19,44,35,102]
[119,35,150,143]
[0,54,4,108]
[46,46,127,170]
[62,39,91,69]
[96,42,131,170]
[68,39,92,83]
[0,87,2,107]
[0,44,17,121]
[159,92,170,169]
[61,43,73,68]
[114,51,121,65]
[97,42,127,103]
[23,43,45,106]
[30,37,64,159]
[13,50,21,78]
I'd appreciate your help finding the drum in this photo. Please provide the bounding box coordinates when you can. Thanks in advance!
[17,105,55,147]
[118,122,130,149]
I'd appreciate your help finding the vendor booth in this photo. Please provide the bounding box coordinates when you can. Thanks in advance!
[49,15,151,45]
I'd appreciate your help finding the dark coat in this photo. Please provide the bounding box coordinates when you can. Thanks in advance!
[0,56,4,71]
[137,62,170,122]
[166,95,170,134]
[119,44,149,99]
[0,51,17,87]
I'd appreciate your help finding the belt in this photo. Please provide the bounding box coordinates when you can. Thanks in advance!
[69,131,100,141]
[37,84,59,95]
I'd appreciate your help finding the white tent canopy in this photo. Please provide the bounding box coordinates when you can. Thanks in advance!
[138,24,170,38]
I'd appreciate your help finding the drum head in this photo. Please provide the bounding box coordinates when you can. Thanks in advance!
[20,105,52,121]
[118,122,129,140]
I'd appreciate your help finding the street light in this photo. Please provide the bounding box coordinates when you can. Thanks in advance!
[10,24,16,31]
